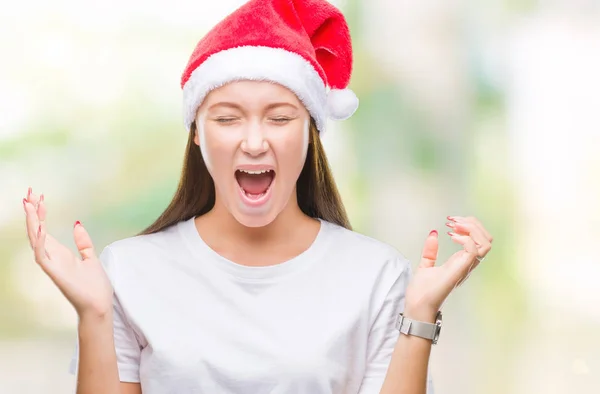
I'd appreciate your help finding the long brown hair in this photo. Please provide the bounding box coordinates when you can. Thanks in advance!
[139,118,351,235]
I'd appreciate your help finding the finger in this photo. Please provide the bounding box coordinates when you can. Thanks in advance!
[447,232,478,254]
[464,216,493,242]
[37,194,46,222]
[448,216,493,243]
[446,220,486,244]
[29,196,61,258]
[24,200,40,248]
[446,233,478,273]
[73,221,96,260]
[419,230,439,268]
[455,249,479,287]
[33,221,51,274]
[446,220,491,256]
[36,197,53,259]
[26,188,42,209]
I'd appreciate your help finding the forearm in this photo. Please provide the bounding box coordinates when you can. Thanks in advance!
[379,308,436,394]
[76,313,121,394]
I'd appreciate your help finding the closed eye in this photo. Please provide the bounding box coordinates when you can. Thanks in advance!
[214,117,238,124]
[270,117,293,123]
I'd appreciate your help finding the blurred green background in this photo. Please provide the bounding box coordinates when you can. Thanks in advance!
[1,0,599,393]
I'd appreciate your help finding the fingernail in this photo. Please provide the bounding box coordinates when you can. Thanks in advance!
[40,194,44,202]
[27,187,32,199]
[22,198,27,207]
[74,221,81,228]
[447,231,456,237]
[445,222,455,228]
[429,230,438,237]
[37,224,41,236]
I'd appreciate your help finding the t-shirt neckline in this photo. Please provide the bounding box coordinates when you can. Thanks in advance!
[179,216,332,282]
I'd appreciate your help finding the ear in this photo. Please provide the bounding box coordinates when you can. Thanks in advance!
[192,122,200,146]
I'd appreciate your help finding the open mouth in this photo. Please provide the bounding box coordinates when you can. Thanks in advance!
[235,169,276,201]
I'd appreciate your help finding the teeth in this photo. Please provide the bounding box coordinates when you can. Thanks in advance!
[244,191,266,199]
[239,169,272,175]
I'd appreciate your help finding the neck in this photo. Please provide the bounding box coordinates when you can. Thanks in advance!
[197,192,315,247]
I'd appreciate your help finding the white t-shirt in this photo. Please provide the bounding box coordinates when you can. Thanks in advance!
[70,217,434,393]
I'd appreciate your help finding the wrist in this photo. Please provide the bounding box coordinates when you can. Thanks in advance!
[403,304,439,324]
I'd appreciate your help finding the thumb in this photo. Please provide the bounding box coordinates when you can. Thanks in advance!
[73,221,95,260]
[419,230,439,268]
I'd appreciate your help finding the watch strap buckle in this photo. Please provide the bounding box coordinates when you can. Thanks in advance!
[395,311,443,345]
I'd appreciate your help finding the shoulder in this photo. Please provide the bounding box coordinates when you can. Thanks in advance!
[320,220,412,280]
[98,220,188,281]
[322,220,409,265]
[319,221,413,320]
[104,221,182,257]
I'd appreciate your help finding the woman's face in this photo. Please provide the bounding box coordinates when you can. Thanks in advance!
[194,80,311,227]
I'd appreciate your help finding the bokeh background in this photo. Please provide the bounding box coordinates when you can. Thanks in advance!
[1,0,599,393]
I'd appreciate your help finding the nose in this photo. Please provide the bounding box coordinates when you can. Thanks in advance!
[241,122,269,156]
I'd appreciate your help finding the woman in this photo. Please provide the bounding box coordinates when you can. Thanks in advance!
[22,0,492,393]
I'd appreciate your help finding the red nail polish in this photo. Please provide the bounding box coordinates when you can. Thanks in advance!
[447,231,455,237]
[40,194,44,202]
[74,221,81,228]
[429,230,438,237]
[22,198,27,207]
[27,187,32,198]
[445,222,455,228]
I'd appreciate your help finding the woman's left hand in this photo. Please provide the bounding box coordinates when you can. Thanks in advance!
[404,216,493,321]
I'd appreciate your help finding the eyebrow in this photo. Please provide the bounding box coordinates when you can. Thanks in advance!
[207,102,242,111]
[207,102,299,111]
[264,102,299,110]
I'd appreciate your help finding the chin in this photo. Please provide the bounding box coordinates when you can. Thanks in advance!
[230,192,286,228]
[227,169,273,227]
[231,210,280,228]
[223,169,296,228]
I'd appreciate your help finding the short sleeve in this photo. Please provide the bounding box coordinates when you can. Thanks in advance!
[69,246,142,383]
[357,257,434,394]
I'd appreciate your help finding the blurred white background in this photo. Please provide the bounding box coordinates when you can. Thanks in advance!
[1,0,599,393]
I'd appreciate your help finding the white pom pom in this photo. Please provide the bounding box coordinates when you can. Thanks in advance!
[326,88,359,120]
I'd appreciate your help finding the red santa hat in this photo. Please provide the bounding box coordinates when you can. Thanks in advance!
[180,0,359,133]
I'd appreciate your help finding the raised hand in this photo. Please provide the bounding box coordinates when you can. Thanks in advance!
[405,216,493,321]
[23,188,113,319]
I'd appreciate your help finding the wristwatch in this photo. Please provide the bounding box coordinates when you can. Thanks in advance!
[395,311,443,345]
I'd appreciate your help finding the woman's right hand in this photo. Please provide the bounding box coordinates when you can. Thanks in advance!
[23,188,114,320]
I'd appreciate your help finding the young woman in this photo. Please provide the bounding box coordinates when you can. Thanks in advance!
[22,0,492,393]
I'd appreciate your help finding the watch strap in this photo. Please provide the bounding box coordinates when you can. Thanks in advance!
[395,311,442,345]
